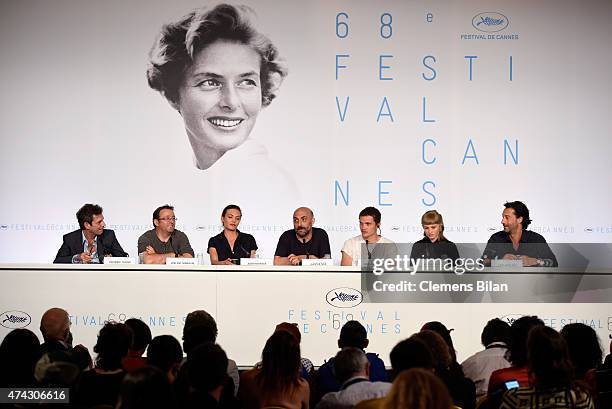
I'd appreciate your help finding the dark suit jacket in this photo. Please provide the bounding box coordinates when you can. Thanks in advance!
[53,229,127,263]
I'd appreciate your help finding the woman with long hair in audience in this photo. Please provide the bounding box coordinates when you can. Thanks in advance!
[75,321,131,407]
[384,368,453,409]
[117,366,176,409]
[488,316,544,394]
[0,328,41,387]
[412,330,476,409]
[239,331,309,409]
[560,323,603,396]
[499,325,594,409]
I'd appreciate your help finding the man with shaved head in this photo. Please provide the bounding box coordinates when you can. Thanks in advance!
[39,307,91,370]
[274,207,331,265]
[40,308,72,354]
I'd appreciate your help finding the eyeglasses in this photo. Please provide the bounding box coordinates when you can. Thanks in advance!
[158,217,177,222]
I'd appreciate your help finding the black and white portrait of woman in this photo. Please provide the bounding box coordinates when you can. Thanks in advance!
[147,4,288,171]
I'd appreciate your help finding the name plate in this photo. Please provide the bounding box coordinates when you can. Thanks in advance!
[166,257,198,266]
[240,258,273,266]
[491,259,523,268]
[104,257,136,265]
[302,258,334,266]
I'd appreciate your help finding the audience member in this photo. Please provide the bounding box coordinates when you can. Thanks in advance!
[388,337,434,377]
[421,321,464,378]
[383,368,453,409]
[317,321,388,399]
[183,310,239,395]
[488,316,544,394]
[316,347,391,409]
[354,337,435,409]
[183,342,237,409]
[499,326,594,409]
[275,322,316,378]
[117,365,176,409]
[461,318,511,397]
[39,307,91,370]
[75,321,131,407]
[239,331,309,409]
[123,318,152,373]
[34,350,80,387]
[0,328,41,387]
[604,339,612,369]
[147,335,183,384]
[413,330,476,409]
[561,323,603,380]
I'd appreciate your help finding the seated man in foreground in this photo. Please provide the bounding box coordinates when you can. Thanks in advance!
[482,201,558,267]
[274,207,331,265]
[138,205,194,264]
[54,203,127,263]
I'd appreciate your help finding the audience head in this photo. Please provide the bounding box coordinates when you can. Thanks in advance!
[40,307,71,345]
[257,330,301,396]
[183,310,218,353]
[147,335,183,383]
[338,320,369,349]
[560,323,603,379]
[389,337,434,378]
[333,347,369,384]
[117,366,175,409]
[528,325,574,390]
[125,318,152,355]
[0,328,41,387]
[183,325,217,355]
[187,342,228,397]
[507,315,544,367]
[412,331,452,372]
[481,318,511,347]
[421,321,456,363]
[184,310,218,339]
[94,321,131,371]
[384,368,453,409]
[275,322,301,343]
[34,350,80,387]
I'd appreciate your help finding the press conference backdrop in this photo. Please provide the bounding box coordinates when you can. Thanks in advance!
[0,0,611,261]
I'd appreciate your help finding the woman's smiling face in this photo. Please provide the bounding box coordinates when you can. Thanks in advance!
[177,39,262,168]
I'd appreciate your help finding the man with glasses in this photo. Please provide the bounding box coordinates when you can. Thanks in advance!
[54,203,128,263]
[137,204,194,264]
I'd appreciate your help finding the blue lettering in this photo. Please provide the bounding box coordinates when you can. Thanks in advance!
[378,180,393,206]
[462,139,480,165]
[335,96,350,122]
[335,54,350,80]
[379,55,394,80]
[422,56,437,81]
[422,97,436,122]
[465,55,478,81]
[334,180,349,206]
[377,97,394,122]
[421,181,436,206]
[504,139,519,164]
[422,139,437,164]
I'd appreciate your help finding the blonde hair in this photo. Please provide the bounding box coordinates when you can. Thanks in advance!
[421,210,447,241]
[384,368,453,409]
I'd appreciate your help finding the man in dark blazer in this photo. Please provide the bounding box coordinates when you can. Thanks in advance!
[54,203,128,263]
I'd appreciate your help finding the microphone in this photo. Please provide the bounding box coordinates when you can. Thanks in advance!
[239,245,249,258]
[169,235,178,257]
[365,239,372,260]
[301,238,309,259]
